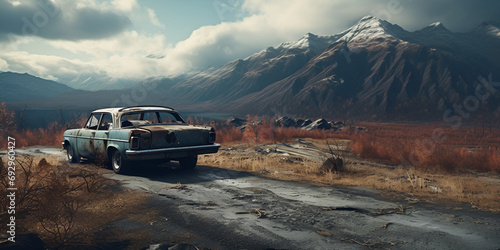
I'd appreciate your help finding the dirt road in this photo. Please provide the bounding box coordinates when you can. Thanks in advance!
[8,147,500,249]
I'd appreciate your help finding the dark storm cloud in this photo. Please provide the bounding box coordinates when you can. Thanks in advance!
[373,0,500,31]
[0,0,131,42]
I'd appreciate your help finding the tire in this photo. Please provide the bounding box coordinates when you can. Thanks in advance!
[179,156,198,170]
[66,143,80,163]
[111,149,131,174]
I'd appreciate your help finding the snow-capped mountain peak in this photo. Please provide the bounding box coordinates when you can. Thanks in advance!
[277,32,339,53]
[429,22,444,27]
[339,15,407,43]
[416,21,452,35]
[473,21,500,37]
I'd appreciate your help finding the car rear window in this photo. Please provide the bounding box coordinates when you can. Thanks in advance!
[121,111,185,127]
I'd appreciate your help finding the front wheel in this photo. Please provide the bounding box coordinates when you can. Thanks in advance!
[179,156,197,170]
[66,143,80,163]
[111,150,131,174]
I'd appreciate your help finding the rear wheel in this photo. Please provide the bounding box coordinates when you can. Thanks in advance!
[65,143,80,163]
[179,156,197,170]
[111,150,131,174]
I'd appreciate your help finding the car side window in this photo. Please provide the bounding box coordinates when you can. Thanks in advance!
[85,113,101,130]
[98,113,113,130]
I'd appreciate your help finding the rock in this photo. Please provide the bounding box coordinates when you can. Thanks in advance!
[304,119,331,131]
[227,117,246,127]
[301,119,313,127]
[333,121,344,127]
[294,118,305,127]
[275,116,295,127]
[239,125,246,132]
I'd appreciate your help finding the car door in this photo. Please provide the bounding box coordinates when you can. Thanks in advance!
[77,113,101,158]
[93,113,113,159]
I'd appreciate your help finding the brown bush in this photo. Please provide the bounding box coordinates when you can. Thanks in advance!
[350,123,500,173]
[0,156,122,248]
[320,157,345,173]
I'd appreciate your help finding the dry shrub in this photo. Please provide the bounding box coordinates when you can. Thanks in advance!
[320,140,346,173]
[215,116,345,144]
[350,123,500,173]
[0,155,143,249]
[216,127,244,143]
[0,102,17,137]
[320,157,344,173]
[0,104,87,150]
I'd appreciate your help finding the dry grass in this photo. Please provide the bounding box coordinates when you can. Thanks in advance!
[215,116,500,173]
[0,155,150,249]
[350,123,500,173]
[199,141,500,213]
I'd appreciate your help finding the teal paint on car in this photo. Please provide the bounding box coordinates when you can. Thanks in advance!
[62,106,220,173]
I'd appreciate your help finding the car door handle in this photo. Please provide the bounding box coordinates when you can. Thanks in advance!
[91,132,96,136]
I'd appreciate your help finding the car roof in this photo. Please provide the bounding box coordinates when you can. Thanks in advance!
[92,106,176,115]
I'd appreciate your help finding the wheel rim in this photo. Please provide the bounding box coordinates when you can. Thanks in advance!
[112,151,121,171]
[67,146,73,161]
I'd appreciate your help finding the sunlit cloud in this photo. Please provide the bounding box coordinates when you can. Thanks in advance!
[147,8,165,29]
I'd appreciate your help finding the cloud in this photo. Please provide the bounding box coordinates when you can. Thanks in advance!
[147,8,165,29]
[1,30,167,83]
[112,0,137,13]
[157,0,500,75]
[0,58,9,71]
[157,0,378,74]
[0,0,132,42]
[2,0,500,88]
[370,0,500,31]
[1,51,97,81]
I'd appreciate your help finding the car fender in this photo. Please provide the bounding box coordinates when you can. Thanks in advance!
[106,129,131,160]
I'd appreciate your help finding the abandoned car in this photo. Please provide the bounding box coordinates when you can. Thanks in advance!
[62,106,220,173]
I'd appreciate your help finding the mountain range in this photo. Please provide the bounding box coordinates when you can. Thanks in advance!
[2,16,500,121]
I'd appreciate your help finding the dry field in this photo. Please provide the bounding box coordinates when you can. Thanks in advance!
[199,139,500,213]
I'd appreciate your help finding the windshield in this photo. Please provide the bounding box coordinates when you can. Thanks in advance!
[120,111,185,128]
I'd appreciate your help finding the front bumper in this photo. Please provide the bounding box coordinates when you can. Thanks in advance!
[125,144,220,161]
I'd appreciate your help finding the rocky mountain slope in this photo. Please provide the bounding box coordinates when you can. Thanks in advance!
[0,72,77,102]
[149,16,500,120]
[3,16,500,121]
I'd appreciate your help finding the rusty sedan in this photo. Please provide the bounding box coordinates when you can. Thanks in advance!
[62,106,220,173]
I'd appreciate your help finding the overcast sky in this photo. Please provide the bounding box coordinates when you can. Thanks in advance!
[0,0,499,87]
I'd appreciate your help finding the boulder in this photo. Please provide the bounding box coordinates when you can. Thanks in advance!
[294,118,305,127]
[302,119,313,127]
[304,119,331,131]
[275,116,295,127]
[333,121,344,127]
[227,117,246,127]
